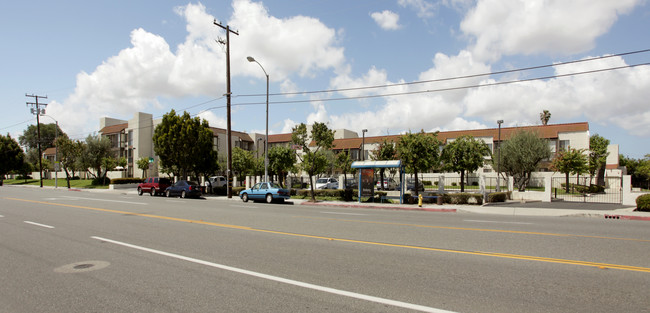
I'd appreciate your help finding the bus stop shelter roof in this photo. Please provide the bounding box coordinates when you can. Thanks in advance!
[351,160,401,169]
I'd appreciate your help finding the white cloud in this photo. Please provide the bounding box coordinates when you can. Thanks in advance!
[398,0,437,18]
[461,0,641,61]
[197,111,227,129]
[48,0,345,139]
[370,10,402,30]
[464,56,650,135]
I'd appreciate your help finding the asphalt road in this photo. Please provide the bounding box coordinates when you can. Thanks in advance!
[1,186,649,313]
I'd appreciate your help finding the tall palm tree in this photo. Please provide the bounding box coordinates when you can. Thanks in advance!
[540,110,551,125]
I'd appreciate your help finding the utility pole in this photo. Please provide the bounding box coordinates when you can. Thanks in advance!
[214,20,239,198]
[26,94,48,188]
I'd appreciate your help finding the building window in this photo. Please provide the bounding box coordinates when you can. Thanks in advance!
[548,140,557,153]
[559,140,570,151]
[128,130,133,147]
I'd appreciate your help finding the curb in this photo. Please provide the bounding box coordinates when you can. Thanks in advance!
[299,201,457,213]
[604,214,650,221]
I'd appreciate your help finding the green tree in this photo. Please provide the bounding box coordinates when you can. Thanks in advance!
[19,123,68,169]
[396,130,442,196]
[0,134,25,184]
[153,110,217,180]
[55,137,84,188]
[231,147,255,180]
[268,145,296,187]
[79,134,115,185]
[540,110,551,125]
[492,130,551,191]
[588,134,610,186]
[551,148,588,193]
[292,122,335,201]
[335,149,354,188]
[371,138,397,190]
[136,157,150,178]
[441,135,491,192]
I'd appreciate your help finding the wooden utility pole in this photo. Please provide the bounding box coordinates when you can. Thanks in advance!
[26,94,48,188]
[213,20,239,198]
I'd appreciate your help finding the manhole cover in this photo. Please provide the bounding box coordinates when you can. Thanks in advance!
[55,261,109,273]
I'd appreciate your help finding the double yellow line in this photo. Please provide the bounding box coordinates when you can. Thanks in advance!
[7,197,650,273]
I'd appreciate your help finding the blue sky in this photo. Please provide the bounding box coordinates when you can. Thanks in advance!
[1,0,649,159]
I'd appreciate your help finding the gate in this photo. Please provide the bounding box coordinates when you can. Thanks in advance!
[552,176,622,204]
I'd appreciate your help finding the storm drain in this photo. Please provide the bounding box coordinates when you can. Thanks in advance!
[55,261,110,273]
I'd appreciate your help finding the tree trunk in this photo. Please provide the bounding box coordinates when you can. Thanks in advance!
[379,168,385,190]
[308,173,315,202]
[414,170,419,197]
[596,166,606,186]
[460,170,465,192]
[565,172,570,194]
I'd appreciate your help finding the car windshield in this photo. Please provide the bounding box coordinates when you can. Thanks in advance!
[316,178,328,183]
[268,182,282,189]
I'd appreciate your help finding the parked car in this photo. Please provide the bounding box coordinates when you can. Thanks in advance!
[137,177,172,196]
[376,178,398,190]
[315,177,339,189]
[240,182,290,203]
[165,180,202,198]
[204,176,227,192]
[397,179,425,191]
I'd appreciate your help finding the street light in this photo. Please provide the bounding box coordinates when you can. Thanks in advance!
[496,120,504,192]
[247,56,269,182]
[361,129,368,161]
[42,115,58,188]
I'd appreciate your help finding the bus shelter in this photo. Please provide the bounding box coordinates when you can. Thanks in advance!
[351,160,404,204]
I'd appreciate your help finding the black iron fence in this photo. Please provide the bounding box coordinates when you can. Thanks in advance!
[551,176,621,204]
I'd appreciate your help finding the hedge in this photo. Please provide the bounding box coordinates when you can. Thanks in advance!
[487,192,509,203]
[636,194,650,212]
[110,178,145,185]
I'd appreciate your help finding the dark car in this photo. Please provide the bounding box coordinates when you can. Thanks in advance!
[138,177,172,196]
[165,180,202,198]
[397,179,424,191]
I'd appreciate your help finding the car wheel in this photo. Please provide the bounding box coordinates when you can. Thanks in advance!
[150,188,156,196]
[266,194,273,203]
[181,191,186,198]
[138,187,143,196]
[242,193,249,202]
[166,190,171,197]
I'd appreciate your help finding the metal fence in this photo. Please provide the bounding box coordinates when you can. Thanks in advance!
[551,176,622,204]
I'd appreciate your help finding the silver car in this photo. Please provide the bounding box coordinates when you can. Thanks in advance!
[315,177,339,189]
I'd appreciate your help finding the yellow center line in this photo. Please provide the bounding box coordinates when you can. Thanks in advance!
[293,215,650,242]
[6,197,650,273]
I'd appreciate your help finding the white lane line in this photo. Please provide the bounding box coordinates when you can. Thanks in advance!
[24,221,55,229]
[0,214,4,218]
[231,205,258,208]
[464,219,533,225]
[320,211,367,216]
[91,236,455,313]
[61,196,146,205]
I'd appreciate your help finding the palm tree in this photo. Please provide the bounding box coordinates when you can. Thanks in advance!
[540,110,551,125]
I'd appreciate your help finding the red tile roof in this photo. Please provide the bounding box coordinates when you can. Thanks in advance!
[99,123,128,134]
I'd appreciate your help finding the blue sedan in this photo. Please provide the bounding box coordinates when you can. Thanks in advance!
[165,180,202,198]
[240,182,290,203]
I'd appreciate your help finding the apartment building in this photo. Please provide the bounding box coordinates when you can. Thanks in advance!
[97,112,618,179]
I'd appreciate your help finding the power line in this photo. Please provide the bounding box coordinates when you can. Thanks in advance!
[234,48,650,98]
[226,62,649,107]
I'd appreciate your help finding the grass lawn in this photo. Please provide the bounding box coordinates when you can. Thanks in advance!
[3,179,109,189]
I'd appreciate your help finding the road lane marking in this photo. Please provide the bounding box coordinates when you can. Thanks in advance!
[91,236,455,313]
[464,219,533,225]
[295,215,650,242]
[7,197,650,273]
[320,211,367,216]
[0,214,4,218]
[60,196,146,205]
[24,221,55,229]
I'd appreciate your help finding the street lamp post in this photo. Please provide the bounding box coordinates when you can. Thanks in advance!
[496,120,504,192]
[247,56,269,182]
[43,115,58,188]
[361,129,368,161]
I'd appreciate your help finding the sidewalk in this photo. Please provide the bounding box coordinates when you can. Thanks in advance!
[7,185,650,221]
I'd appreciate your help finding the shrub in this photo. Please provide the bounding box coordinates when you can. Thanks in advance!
[434,181,439,186]
[471,181,479,186]
[488,192,508,203]
[636,194,650,212]
[422,180,432,186]
[110,178,144,184]
[451,182,457,186]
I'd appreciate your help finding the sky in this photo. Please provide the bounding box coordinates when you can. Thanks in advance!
[1,0,649,159]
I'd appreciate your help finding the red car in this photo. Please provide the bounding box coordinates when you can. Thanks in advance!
[137,177,172,196]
